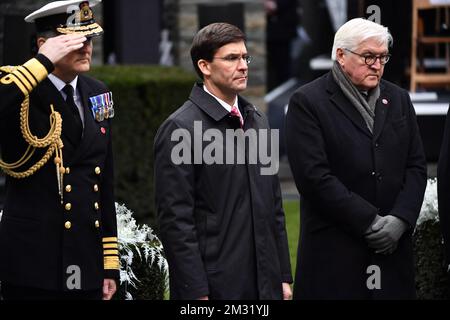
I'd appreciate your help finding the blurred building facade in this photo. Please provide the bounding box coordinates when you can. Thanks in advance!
[177,0,267,109]
[0,0,267,108]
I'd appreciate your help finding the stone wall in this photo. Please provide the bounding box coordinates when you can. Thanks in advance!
[0,0,267,109]
[177,0,267,111]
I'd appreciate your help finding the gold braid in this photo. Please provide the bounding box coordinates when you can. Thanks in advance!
[0,95,65,202]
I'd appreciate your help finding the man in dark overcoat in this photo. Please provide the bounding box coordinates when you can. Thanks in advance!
[154,22,293,300]
[286,18,427,299]
[0,0,119,300]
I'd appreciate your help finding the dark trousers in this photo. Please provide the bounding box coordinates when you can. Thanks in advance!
[0,282,103,300]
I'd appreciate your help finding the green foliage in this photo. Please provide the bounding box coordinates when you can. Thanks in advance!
[89,65,196,227]
[413,220,450,299]
[283,200,300,278]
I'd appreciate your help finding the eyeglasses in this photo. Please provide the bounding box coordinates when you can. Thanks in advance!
[213,54,253,65]
[344,48,391,66]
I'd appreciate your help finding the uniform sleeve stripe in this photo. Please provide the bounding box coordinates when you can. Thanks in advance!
[104,265,120,270]
[102,237,118,242]
[103,249,119,255]
[104,256,120,270]
[11,71,33,93]
[14,69,34,91]
[9,73,30,95]
[21,65,38,84]
[22,58,48,83]
[18,66,38,87]
[104,265,119,270]
[103,243,118,249]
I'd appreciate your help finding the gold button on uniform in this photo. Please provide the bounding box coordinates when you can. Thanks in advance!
[94,202,99,210]
[65,185,72,193]
[95,167,101,175]
[65,167,70,174]
[65,203,72,211]
[93,184,99,192]
[64,221,72,229]
[95,220,100,228]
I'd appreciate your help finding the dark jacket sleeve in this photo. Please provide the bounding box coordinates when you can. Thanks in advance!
[438,104,450,265]
[272,174,293,283]
[101,120,120,280]
[285,89,378,237]
[154,117,209,299]
[0,54,53,116]
[389,92,427,228]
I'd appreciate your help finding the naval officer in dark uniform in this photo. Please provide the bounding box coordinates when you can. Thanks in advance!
[0,0,119,300]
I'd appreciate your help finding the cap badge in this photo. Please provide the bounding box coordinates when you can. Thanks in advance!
[80,2,93,22]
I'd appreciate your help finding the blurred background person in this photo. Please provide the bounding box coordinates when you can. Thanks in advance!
[265,0,299,91]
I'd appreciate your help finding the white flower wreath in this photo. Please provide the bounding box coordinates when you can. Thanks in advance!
[115,202,168,299]
[0,202,169,300]
[416,178,439,228]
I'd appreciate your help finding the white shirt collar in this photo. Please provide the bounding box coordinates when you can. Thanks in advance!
[48,74,85,127]
[48,74,78,93]
[203,85,239,113]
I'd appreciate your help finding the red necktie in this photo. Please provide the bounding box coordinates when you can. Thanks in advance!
[230,105,244,128]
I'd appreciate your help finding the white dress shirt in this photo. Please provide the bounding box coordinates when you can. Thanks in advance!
[48,73,85,127]
[203,85,243,120]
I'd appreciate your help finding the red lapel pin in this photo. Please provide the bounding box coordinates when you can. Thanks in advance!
[100,127,106,134]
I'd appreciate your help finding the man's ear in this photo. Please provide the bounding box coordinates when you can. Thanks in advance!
[336,48,345,66]
[36,37,46,49]
[197,59,211,77]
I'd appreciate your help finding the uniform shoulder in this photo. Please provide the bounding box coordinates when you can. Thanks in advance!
[0,65,17,81]
[79,74,109,92]
[0,65,17,74]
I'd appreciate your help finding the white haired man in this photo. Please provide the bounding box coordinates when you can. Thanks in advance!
[286,18,426,299]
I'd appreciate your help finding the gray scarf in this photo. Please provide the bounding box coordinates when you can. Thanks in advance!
[331,61,380,133]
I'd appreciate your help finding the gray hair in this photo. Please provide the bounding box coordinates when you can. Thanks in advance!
[331,18,393,60]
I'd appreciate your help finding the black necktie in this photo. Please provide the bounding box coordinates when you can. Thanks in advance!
[62,85,83,143]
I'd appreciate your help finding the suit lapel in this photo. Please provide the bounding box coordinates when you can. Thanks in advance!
[69,75,98,164]
[326,73,372,138]
[189,83,260,129]
[189,83,229,122]
[373,82,391,141]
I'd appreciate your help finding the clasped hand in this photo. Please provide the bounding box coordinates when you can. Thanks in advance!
[364,215,408,255]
